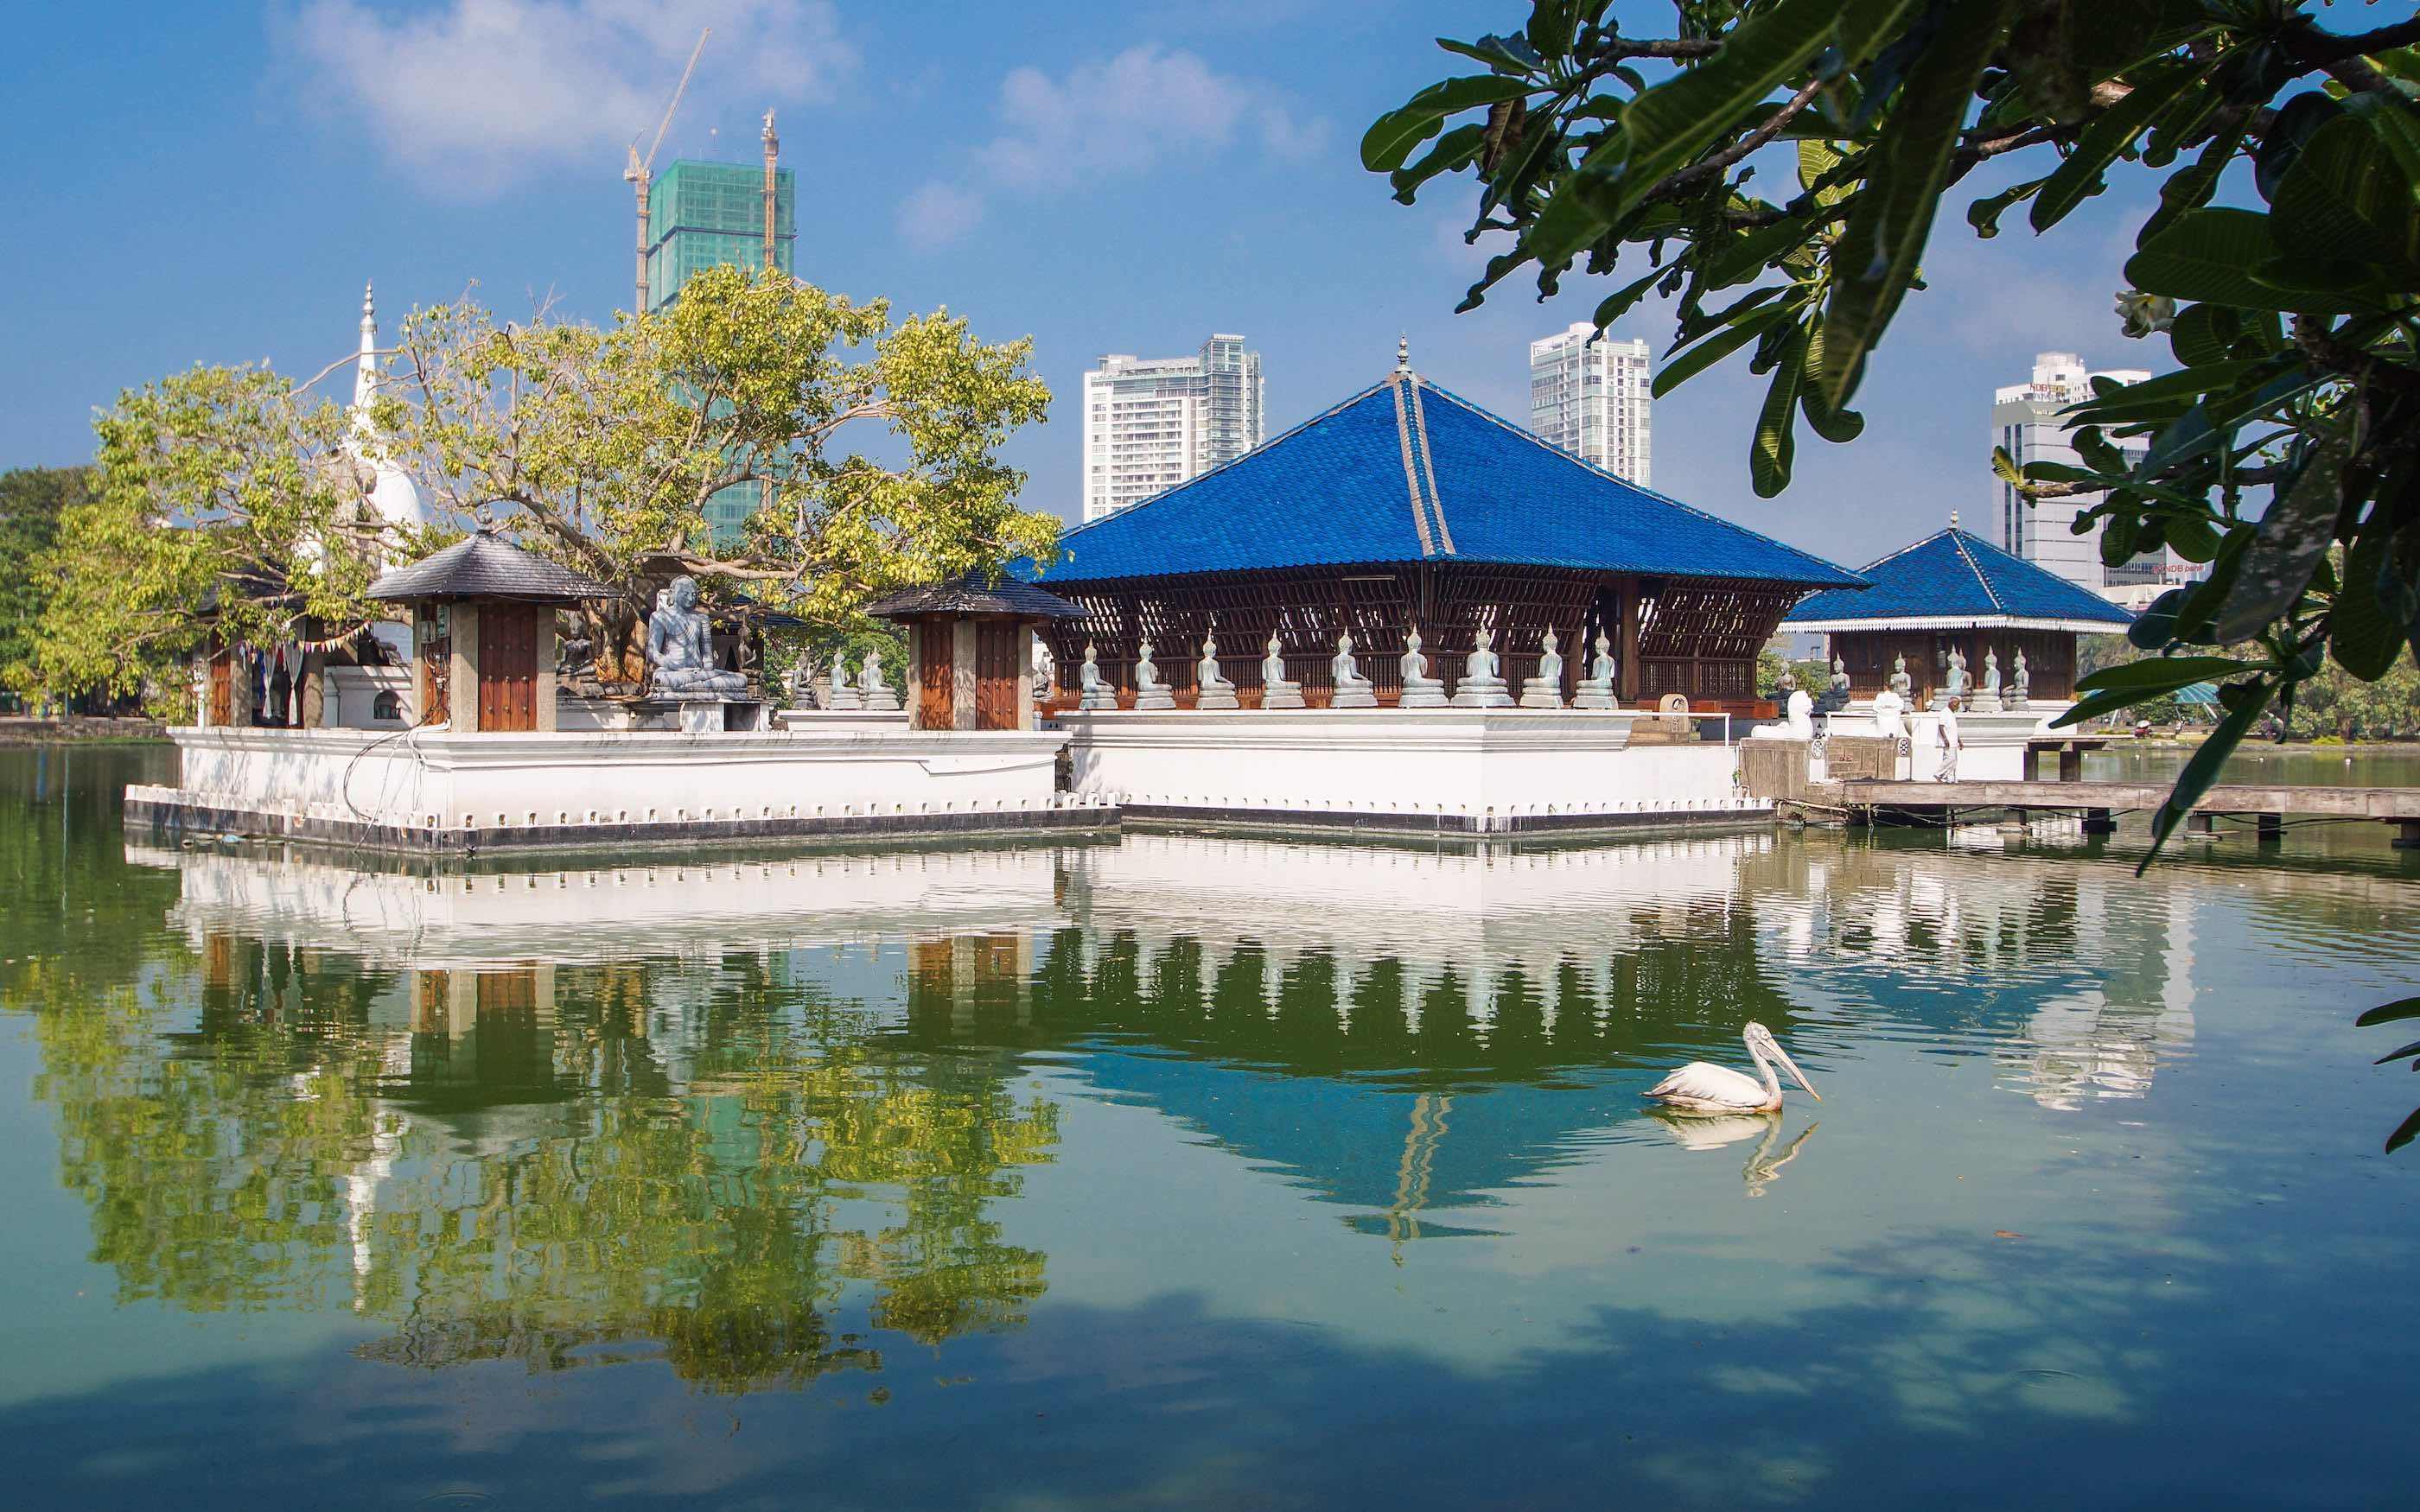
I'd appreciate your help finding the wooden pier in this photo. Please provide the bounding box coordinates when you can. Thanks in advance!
[1834,778,2420,848]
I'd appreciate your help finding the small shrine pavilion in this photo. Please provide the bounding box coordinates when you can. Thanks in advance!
[1782,524,2134,705]
[1020,354,1862,711]
[366,530,610,732]
[865,572,1084,730]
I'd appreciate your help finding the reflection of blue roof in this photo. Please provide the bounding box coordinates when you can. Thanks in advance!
[1784,527,2133,631]
[2176,683,2219,706]
[1027,372,1862,589]
[1078,1047,1628,1217]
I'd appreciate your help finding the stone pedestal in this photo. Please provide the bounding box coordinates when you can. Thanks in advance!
[1451,677,1512,709]
[1197,681,1239,711]
[1398,681,1447,708]
[1079,683,1118,712]
[1572,679,1614,709]
[1519,677,1563,710]
[1262,681,1305,710]
[677,700,721,734]
[1135,683,1175,712]
[1330,682,1378,709]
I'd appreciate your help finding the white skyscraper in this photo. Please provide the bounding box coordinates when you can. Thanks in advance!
[1990,350,2189,600]
[1081,335,1265,521]
[1528,323,1653,486]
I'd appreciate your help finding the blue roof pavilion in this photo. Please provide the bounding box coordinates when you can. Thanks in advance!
[1027,362,1863,708]
[1783,525,2134,703]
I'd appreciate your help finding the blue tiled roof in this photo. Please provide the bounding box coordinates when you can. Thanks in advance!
[1783,528,2135,628]
[1026,372,1862,588]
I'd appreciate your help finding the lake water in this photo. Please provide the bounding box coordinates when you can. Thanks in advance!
[3,745,2417,1508]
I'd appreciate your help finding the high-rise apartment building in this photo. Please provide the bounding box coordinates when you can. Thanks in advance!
[1528,324,1653,486]
[1081,336,1264,521]
[641,159,799,544]
[1990,350,2197,600]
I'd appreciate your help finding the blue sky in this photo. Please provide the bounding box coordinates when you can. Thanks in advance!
[2,0,2168,571]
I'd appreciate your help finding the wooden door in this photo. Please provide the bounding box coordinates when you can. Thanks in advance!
[478,603,539,732]
[915,623,955,728]
[206,645,233,727]
[975,620,1022,730]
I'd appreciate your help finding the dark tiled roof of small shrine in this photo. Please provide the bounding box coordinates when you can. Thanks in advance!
[368,531,612,604]
[1784,527,2134,631]
[863,572,1085,620]
[1022,370,1862,589]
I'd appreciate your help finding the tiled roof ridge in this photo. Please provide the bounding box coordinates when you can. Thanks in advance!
[1411,377,1850,582]
[1946,530,2009,615]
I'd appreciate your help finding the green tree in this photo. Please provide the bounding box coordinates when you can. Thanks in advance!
[1367,0,2420,864]
[38,266,1059,698]
[0,466,91,699]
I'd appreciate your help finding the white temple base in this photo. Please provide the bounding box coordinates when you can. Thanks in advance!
[132,726,1103,852]
[1057,708,1767,836]
[1823,702,2081,782]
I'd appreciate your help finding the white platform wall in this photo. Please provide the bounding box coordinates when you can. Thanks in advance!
[1057,709,1764,830]
[148,726,1073,839]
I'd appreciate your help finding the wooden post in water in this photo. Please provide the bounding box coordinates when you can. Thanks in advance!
[2258,813,2283,845]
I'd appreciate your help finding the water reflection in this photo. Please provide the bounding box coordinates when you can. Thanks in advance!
[5,793,2413,1415]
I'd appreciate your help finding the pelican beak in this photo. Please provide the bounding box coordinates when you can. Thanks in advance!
[1777,1045,1820,1101]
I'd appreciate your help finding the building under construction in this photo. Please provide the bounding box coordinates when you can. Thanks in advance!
[643,159,796,313]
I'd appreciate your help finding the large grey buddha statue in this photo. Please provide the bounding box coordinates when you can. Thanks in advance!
[1888,653,1914,700]
[646,575,749,699]
[1398,626,1447,708]
[1330,631,1377,708]
[1573,632,1616,709]
[1519,626,1565,708]
[1195,622,1239,710]
[2009,648,2031,708]
[1133,638,1175,710]
[1262,632,1305,709]
[1933,646,1969,711]
[1450,623,1513,708]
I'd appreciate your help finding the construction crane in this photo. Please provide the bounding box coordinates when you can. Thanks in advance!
[761,109,780,273]
[624,27,710,316]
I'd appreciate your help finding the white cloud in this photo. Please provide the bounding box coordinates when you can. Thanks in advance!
[897,181,984,249]
[901,43,1326,249]
[291,0,857,196]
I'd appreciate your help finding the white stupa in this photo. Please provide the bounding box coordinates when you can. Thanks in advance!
[347,283,425,666]
[348,281,427,532]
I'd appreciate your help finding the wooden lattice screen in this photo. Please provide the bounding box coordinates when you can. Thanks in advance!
[1039,565,1800,708]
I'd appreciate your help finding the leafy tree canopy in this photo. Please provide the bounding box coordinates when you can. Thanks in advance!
[35,266,1058,698]
[0,466,89,694]
[1369,0,2420,864]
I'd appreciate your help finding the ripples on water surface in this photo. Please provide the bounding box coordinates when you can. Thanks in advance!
[2,746,2417,1508]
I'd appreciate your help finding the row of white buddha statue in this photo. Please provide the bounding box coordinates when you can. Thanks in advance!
[1072,623,1625,710]
[811,647,901,713]
[1880,646,2031,712]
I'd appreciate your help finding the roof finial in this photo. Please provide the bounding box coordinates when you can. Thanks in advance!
[1949,509,1960,528]
[360,280,376,335]
[1397,334,1410,373]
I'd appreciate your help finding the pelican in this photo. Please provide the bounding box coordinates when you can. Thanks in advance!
[1646,1022,1820,1114]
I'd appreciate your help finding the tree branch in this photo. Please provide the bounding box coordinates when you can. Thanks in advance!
[1653,77,1827,202]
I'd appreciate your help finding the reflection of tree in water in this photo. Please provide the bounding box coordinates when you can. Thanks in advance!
[16,934,1056,1394]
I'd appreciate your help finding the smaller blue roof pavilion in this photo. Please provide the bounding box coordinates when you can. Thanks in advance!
[1021,363,1861,708]
[1784,527,2134,633]
[1783,526,2132,705]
